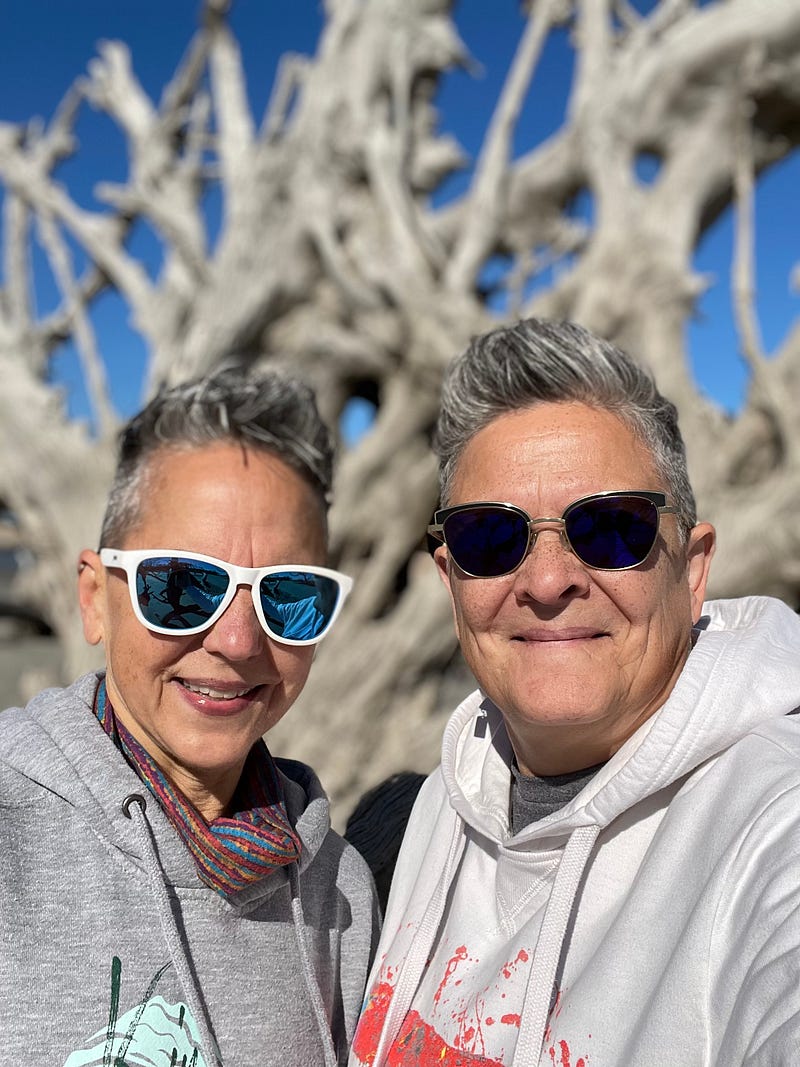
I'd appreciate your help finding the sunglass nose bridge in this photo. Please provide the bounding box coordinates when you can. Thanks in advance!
[525,516,571,560]
[527,515,566,530]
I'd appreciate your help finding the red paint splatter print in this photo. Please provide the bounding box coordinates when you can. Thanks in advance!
[352,980,395,1065]
[434,945,470,1006]
[352,944,593,1065]
[500,949,529,980]
[546,1038,588,1067]
[390,1011,505,1066]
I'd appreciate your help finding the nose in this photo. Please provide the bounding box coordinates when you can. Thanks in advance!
[202,585,266,661]
[511,521,591,604]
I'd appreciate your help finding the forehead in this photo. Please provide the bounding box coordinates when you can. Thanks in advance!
[450,402,661,505]
[122,441,326,554]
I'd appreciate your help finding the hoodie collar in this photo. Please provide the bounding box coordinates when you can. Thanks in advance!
[9,672,332,905]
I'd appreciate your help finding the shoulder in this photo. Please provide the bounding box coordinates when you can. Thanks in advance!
[1,673,99,735]
[0,673,104,804]
[673,717,800,884]
[704,714,800,796]
[730,720,800,823]
[751,711,800,762]
[313,823,377,891]
[678,713,800,807]
[708,760,800,949]
[298,825,380,940]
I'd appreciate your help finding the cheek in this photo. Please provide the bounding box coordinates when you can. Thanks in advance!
[604,567,692,662]
[614,576,655,624]
[273,646,316,690]
[450,580,506,639]
[104,597,194,679]
[600,563,672,619]
[258,647,316,734]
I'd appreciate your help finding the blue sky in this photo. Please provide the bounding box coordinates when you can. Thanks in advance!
[1,0,797,422]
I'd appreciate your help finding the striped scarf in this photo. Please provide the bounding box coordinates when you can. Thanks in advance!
[95,678,301,899]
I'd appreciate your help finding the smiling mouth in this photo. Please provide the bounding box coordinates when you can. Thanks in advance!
[512,630,607,643]
[178,680,260,700]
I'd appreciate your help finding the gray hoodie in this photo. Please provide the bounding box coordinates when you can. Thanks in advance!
[0,672,379,1067]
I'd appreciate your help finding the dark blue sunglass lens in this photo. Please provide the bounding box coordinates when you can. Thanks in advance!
[565,497,659,568]
[136,557,229,630]
[259,572,340,641]
[442,508,530,577]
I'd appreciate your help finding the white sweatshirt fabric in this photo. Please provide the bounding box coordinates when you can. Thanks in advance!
[350,596,800,1067]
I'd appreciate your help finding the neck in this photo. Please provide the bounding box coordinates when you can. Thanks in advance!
[164,767,237,822]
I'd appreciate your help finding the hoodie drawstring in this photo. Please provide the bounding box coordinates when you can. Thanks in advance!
[513,824,600,1066]
[288,862,340,1067]
[122,793,223,1067]
[372,818,468,1067]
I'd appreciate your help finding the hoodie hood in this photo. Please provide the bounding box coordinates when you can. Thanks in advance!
[442,596,800,844]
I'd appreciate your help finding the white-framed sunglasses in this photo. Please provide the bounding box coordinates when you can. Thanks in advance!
[100,548,353,646]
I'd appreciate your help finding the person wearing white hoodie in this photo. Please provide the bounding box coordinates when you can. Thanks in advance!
[350,318,800,1067]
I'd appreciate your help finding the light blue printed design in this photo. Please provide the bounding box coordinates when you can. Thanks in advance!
[63,957,209,1067]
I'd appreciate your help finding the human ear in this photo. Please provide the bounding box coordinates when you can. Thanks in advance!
[433,543,451,592]
[77,550,106,646]
[685,522,716,623]
[433,544,463,639]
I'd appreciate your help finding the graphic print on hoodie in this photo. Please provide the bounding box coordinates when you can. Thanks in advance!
[352,950,591,1066]
[63,956,207,1067]
[354,933,591,1064]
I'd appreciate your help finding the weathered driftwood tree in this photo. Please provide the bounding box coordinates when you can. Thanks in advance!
[1,0,799,818]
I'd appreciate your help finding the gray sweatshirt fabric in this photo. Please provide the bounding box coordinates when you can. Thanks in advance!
[0,672,379,1067]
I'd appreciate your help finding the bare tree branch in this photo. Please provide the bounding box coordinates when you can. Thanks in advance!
[35,210,117,437]
[445,0,566,292]
[2,0,800,821]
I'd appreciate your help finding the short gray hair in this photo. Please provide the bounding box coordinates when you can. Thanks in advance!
[100,365,333,547]
[434,318,696,532]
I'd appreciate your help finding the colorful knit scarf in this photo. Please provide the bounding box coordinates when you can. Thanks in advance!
[95,678,301,899]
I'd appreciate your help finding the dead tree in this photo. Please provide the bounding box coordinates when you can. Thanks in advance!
[1,0,799,819]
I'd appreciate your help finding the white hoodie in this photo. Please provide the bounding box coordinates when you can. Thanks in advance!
[350,597,800,1067]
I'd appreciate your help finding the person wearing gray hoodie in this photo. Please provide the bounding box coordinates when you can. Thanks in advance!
[0,366,378,1066]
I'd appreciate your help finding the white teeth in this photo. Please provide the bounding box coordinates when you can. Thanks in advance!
[181,681,252,699]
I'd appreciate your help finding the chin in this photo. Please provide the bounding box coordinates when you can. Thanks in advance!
[506,687,602,720]
[518,708,600,727]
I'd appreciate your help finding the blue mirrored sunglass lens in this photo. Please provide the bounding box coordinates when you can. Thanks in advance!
[136,558,229,630]
[443,508,529,576]
[259,572,340,640]
[565,498,659,568]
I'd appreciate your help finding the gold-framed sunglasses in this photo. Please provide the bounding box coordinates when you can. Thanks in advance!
[427,491,679,577]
